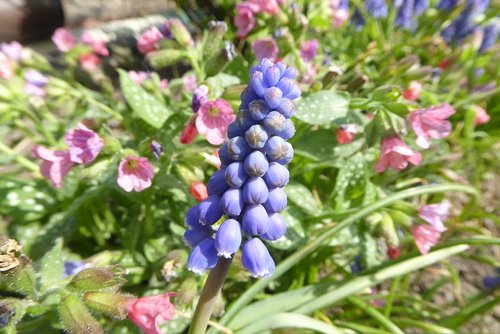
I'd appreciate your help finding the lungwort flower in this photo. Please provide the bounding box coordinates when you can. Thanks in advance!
[52,28,75,52]
[32,146,75,188]
[184,58,300,277]
[64,123,103,164]
[126,293,176,334]
[24,69,48,97]
[137,27,163,55]
[375,136,422,173]
[419,201,450,232]
[252,38,279,61]
[411,225,442,254]
[117,156,155,192]
[196,99,236,145]
[408,104,455,149]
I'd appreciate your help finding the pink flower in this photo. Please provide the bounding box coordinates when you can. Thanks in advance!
[126,293,175,334]
[128,71,150,85]
[196,99,236,145]
[81,32,109,57]
[408,103,456,149]
[160,79,169,90]
[411,225,442,254]
[137,27,163,55]
[375,136,422,173]
[332,9,349,27]
[52,28,75,52]
[472,106,490,125]
[402,81,422,101]
[79,54,101,72]
[252,38,279,61]
[32,146,75,188]
[235,3,258,38]
[0,53,13,80]
[182,74,197,92]
[117,156,155,192]
[250,0,280,15]
[336,124,358,144]
[300,39,318,63]
[301,63,317,84]
[64,123,103,164]
[190,182,208,202]
[1,41,23,60]
[419,201,450,232]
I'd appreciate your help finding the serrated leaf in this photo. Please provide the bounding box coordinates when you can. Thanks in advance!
[295,91,350,126]
[118,69,170,128]
[38,239,65,292]
[285,183,322,216]
[205,73,241,98]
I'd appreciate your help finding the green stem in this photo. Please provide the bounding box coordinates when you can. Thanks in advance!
[384,276,401,317]
[0,141,41,175]
[347,296,405,334]
[217,184,478,328]
[189,257,233,334]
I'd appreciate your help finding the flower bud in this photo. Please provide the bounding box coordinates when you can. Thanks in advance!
[243,177,269,204]
[169,18,193,47]
[245,125,269,149]
[263,111,286,134]
[185,204,201,228]
[240,87,259,108]
[250,71,267,97]
[220,188,244,216]
[261,213,287,241]
[263,87,283,109]
[198,195,223,225]
[264,136,289,161]
[207,169,229,196]
[283,66,298,79]
[227,136,251,161]
[263,187,287,213]
[248,99,271,121]
[244,151,269,177]
[236,109,254,130]
[227,121,245,138]
[190,182,208,202]
[263,162,289,188]
[276,143,294,165]
[183,226,213,248]
[277,119,295,140]
[225,162,248,188]
[218,142,232,166]
[241,238,275,277]
[276,98,295,118]
[215,219,242,258]
[187,237,218,274]
[242,204,269,235]
[69,267,126,291]
[83,291,129,318]
[59,292,103,334]
[180,121,198,144]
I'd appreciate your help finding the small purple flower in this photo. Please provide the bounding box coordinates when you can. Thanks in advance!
[187,237,219,274]
[277,119,296,140]
[244,151,269,177]
[352,8,366,30]
[63,261,90,277]
[24,69,48,97]
[225,162,249,188]
[300,39,318,63]
[263,187,288,213]
[191,85,209,113]
[261,213,287,241]
[64,123,103,164]
[150,140,164,160]
[198,195,224,225]
[215,219,242,258]
[183,226,213,248]
[243,177,269,204]
[263,87,283,109]
[227,136,251,161]
[263,111,286,135]
[241,238,275,277]
[437,0,459,10]
[245,125,269,149]
[366,0,388,18]
[483,268,500,290]
[185,204,201,228]
[479,23,499,53]
[414,0,428,16]
[419,201,450,232]
[0,41,23,61]
[220,187,244,216]
[264,136,290,161]
[276,98,295,118]
[248,99,271,120]
[207,169,229,196]
[263,162,289,188]
[395,0,416,29]
[242,204,269,235]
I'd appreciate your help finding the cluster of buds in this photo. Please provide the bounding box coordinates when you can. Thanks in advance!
[184,58,300,277]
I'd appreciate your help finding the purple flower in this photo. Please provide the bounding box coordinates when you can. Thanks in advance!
[241,238,275,277]
[63,261,90,277]
[0,41,23,60]
[248,99,271,120]
[263,162,289,188]
[187,237,219,274]
[242,204,269,235]
[261,213,287,241]
[479,23,499,53]
[227,136,251,161]
[252,39,279,61]
[263,187,287,213]
[220,187,244,216]
[215,219,242,258]
[419,201,450,232]
[263,111,286,134]
[300,39,318,63]
[150,140,164,160]
[207,169,229,196]
[437,0,459,10]
[198,195,224,225]
[185,204,201,229]
[225,162,249,188]
[183,226,213,248]
[245,125,269,149]
[191,85,209,113]
[366,0,388,18]
[243,177,269,204]
[395,0,416,29]
[264,136,290,161]
[414,0,428,16]
[244,151,269,177]
[352,8,366,30]
[24,69,48,97]
[64,123,103,164]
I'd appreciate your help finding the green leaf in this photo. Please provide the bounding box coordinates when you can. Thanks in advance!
[118,69,170,128]
[295,91,350,126]
[237,313,344,334]
[285,183,323,216]
[333,154,367,210]
[59,292,103,334]
[37,239,65,293]
[205,73,241,98]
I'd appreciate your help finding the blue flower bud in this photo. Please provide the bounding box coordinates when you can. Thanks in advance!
[263,87,283,109]
[264,136,290,161]
[241,86,259,108]
[283,66,298,79]
[241,238,275,277]
[265,65,281,86]
[220,187,244,216]
[187,237,219,274]
[248,99,271,121]
[276,78,295,96]
[263,162,290,188]
[191,85,208,113]
[207,169,229,196]
[263,111,286,135]
[236,109,255,130]
[276,143,294,165]
[215,219,242,258]
[242,204,269,235]
[199,195,223,225]
[261,213,287,241]
[218,142,232,166]
[277,119,296,140]
[249,65,260,77]
[243,177,269,204]
[276,98,295,118]
[263,187,287,213]
[275,61,286,75]
[184,226,213,248]
[227,121,245,138]
[227,136,251,161]
[260,58,273,73]
[185,204,201,228]
[245,125,269,149]
[244,151,269,177]
[250,71,267,96]
[284,82,301,100]
[225,162,248,188]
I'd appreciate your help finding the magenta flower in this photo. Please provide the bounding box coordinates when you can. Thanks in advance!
[300,39,318,62]
[330,1,349,27]
[0,41,23,60]
[408,103,456,149]
[235,2,258,38]
[196,99,236,145]
[250,0,280,15]
[125,293,175,334]
[128,70,150,85]
[79,54,101,72]
[411,225,442,254]
[52,28,75,52]
[117,156,155,192]
[419,201,450,232]
[24,69,48,97]
[402,81,422,101]
[0,53,13,80]
[472,106,490,125]
[64,123,103,164]
[81,32,109,57]
[375,136,422,173]
[137,27,163,55]
[32,146,75,188]
[252,38,279,61]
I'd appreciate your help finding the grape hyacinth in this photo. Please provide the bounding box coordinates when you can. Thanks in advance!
[184,58,300,277]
